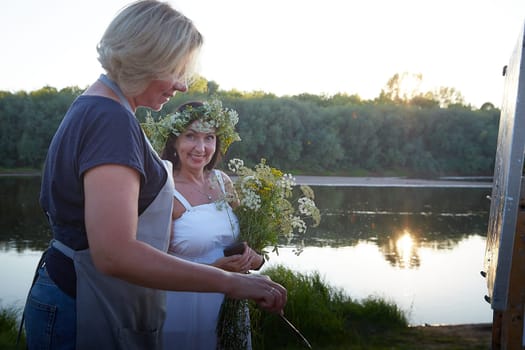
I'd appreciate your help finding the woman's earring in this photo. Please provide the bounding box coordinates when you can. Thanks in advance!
[173,152,178,158]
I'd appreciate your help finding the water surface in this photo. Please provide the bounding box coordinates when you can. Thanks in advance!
[0,176,493,325]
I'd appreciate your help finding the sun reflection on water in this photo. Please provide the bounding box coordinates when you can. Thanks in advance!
[397,231,414,266]
[381,229,421,269]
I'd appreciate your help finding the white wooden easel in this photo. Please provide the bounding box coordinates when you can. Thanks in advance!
[484,20,525,350]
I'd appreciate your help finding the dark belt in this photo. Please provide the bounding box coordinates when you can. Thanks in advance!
[46,245,77,298]
[44,222,88,299]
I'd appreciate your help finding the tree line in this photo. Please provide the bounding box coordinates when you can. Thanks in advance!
[0,76,500,177]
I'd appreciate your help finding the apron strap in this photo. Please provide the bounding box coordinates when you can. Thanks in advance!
[52,239,76,259]
[98,74,133,113]
[99,74,164,162]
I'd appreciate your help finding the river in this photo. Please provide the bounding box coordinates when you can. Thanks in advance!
[0,175,494,325]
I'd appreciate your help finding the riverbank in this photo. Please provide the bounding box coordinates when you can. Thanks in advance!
[0,170,493,188]
[404,323,492,349]
[0,309,492,350]
[294,175,492,188]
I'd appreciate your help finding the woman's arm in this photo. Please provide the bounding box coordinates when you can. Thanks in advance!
[84,164,285,313]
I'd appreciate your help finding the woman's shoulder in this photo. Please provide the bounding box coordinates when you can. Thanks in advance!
[75,96,142,136]
[75,94,121,108]
[213,169,232,183]
[212,169,239,207]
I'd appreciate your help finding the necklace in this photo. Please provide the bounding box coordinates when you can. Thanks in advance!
[192,181,213,201]
[176,171,214,201]
[194,187,213,201]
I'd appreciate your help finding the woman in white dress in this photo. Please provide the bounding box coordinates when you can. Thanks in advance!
[158,100,265,349]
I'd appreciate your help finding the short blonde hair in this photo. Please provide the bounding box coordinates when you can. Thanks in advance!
[97,0,203,95]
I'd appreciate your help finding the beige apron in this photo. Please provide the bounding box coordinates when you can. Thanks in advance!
[55,74,174,349]
[52,159,173,349]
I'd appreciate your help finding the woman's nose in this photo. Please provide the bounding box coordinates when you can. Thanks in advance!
[172,80,187,93]
[194,138,205,150]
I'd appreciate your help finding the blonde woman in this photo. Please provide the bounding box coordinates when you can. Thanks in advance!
[22,2,285,349]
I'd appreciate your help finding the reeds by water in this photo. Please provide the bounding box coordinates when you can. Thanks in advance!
[251,265,408,349]
[0,305,25,350]
[0,265,408,350]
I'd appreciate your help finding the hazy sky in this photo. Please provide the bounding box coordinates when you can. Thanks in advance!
[1,0,524,107]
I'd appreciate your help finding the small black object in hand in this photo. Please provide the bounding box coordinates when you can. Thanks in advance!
[223,242,245,256]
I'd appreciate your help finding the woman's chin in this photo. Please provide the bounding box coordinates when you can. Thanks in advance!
[149,102,165,112]
[150,97,171,111]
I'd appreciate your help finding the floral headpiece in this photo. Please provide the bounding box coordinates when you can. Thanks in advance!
[141,97,241,155]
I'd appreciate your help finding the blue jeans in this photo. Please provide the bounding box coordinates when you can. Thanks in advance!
[23,266,76,350]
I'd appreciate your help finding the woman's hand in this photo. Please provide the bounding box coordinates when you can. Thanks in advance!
[226,273,287,314]
[213,254,251,273]
[244,244,265,270]
[213,242,264,273]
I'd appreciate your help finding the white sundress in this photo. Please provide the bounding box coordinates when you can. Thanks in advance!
[162,170,242,349]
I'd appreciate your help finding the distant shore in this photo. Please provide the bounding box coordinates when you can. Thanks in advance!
[1,171,493,188]
[0,172,40,177]
[293,175,492,188]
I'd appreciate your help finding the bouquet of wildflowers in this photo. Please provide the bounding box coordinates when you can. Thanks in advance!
[227,158,320,255]
[217,158,320,349]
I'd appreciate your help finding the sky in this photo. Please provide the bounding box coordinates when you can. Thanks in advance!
[1,0,524,108]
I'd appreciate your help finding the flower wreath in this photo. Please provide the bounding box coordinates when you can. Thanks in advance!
[141,97,241,155]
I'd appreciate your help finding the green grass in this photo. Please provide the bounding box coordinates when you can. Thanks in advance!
[252,265,408,349]
[0,267,489,349]
[0,305,25,349]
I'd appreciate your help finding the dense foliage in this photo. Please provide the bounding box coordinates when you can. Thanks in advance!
[0,83,500,177]
[252,265,408,349]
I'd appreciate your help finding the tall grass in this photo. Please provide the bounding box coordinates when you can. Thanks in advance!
[0,265,408,349]
[0,305,25,349]
[252,265,408,349]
